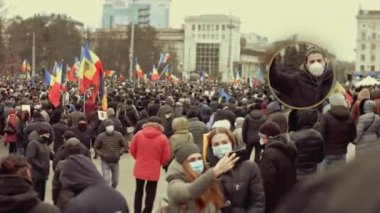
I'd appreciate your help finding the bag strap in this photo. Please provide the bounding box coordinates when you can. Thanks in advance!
[356,115,376,143]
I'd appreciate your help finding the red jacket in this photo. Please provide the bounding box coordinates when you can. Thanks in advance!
[130,122,171,181]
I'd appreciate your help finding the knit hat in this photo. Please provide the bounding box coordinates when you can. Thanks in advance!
[65,138,82,156]
[363,100,376,114]
[104,119,114,127]
[106,108,115,117]
[37,127,50,135]
[328,93,347,108]
[258,121,281,138]
[172,117,188,132]
[174,143,200,164]
[212,119,231,130]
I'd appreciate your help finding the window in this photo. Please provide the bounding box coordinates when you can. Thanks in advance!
[361,44,366,50]
[207,25,210,31]
[361,54,365,61]
[222,34,225,40]
[198,25,201,31]
[222,24,226,31]
[196,43,220,77]
[202,25,206,31]
[202,34,206,39]
[362,32,366,40]
[371,54,375,61]
[372,33,376,39]
[372,43,376,50]
[371,65,375,71]
[216,25,219,31]
[192,24,195,31]
[360,65,365,71]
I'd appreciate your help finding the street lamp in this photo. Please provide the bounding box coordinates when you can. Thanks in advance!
[129,0,136,85]
[26,32,36,77]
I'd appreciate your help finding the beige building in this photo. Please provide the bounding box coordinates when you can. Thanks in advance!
[356,9,380,72]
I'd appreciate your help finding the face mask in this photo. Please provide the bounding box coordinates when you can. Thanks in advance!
[189,160,204,174]
[106,126,114,133]
[78,123,87,129]
[308,62,324,77]
[212,143,232,159]
[260,138,266,145]
[165,113,172,119]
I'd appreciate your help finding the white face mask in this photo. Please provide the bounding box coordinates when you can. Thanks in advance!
[106,125,114,133]
[308,62,324,77]
[260,138,266,145]
[165,113,172,119]
[212,143,233,159]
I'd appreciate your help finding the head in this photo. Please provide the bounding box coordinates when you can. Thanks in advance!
[172,117,188,132]
[38,128,50,141]
[104,119,115,134]
[63,130,77,143]
[106,108,115,117]
[0,154,32,180]
[78,116,88,130]
[186,107,199,119]
[65,138,82,157]
[303,48,328,78]
[258,121,281,145]
[363,100,376,114]
[60,114,69,124]
[148,116,163,125]
[329,93,348,108]
[208,127,237,159]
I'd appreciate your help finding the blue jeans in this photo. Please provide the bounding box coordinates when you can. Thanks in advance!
[101,161,119,188]
[321,154,346,172]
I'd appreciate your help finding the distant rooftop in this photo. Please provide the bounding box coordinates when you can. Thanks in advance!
[357,9,380,19]
[185,14,241,23]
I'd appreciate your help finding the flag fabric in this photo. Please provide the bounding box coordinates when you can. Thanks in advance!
[101,86,108,111]
[21,60,30,72]
[218,89,231,103]
[49,82,61,108]
[171,74,180,82]
[105,70,116,78]
[160,64,169,79]
[78,44,104,102]
[68,58,80,82]
[136,61,144,79]
[44,69,51,86]
[158,52,171,66]
[151,65,159,81]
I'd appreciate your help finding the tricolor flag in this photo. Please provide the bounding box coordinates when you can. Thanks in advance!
[151,65,159,81]
[105,70,116,78]
[160,64,169,80]
[158,52,171,67]
[171,74,180,82]
[78,44,104,102]
[21,60,31,72]
[136,60,144,79]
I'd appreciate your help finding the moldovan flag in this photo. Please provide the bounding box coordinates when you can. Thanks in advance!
[151,65,159,81]
[105,70,115,78]
[158,52,171,66]
[136,63,144,79]
[21,60,31,72]
[49,82,61,108]
[78,44,104,102]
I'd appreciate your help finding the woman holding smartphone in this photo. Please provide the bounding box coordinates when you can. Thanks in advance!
[207,127,265,213]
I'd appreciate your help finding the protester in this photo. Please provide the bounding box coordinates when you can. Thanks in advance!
[60,155,129,213]
[3,109,19,153]
[52,114,69,152]
[24,111,55,145]
[187,107,207,152]
[258,121,297,213]
[0,154,59,213]
[69,116,96,150]
[318,93,356,171]
[130,116,171,213]
[25,128,53,201]
[166,142,235,212]
[94,119,126,188]
[68,103,85,127]
[207,127,265,212]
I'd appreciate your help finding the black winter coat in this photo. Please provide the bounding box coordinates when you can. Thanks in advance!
[290,129,324,174]
[25,131,51,181]
[69,125,96,150]
[269,61,334,108]
[24,117,55,145]
[259,137,297,213]
[318,106,357,155]
[0,175,59,213]
[243,110,267,145]
[98,116,126,135]
[52,121,69,152]
[219,160,265,213]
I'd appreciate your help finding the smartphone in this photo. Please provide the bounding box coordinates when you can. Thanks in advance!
[229,148,246,158]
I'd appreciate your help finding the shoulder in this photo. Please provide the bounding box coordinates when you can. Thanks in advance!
[29,202,59,213]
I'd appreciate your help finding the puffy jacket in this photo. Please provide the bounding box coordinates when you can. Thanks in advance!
[243,110,267,145]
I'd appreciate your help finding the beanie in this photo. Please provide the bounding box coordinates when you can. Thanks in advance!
[329,93,347,108]
[65,138,82,156]
[363,100,376,114]
[37,127,50,135]
[174,143,200,164]
[172,117,188,132]
[212,119,231,130]
[104,119,114,127]
[63,130,77,140]
[258,121,281,138]
[106,108,115,117]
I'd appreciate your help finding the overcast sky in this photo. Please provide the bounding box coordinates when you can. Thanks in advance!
[3,0,380,61]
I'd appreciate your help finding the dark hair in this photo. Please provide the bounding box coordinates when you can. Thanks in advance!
[75,103,82,111]
[0,154,29,175]
[186,107,199,119]
[63,130,77,140]
[149,116,163,125]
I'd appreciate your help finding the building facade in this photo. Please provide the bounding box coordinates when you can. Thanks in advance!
[184,15,241,81]
[356,9,380,72]
[102,0,170,29]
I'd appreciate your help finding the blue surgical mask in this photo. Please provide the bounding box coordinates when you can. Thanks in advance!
[189,160,204,174]
[212,143,233,159]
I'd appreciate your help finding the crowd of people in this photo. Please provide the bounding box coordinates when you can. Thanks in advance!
[0,80,380,213]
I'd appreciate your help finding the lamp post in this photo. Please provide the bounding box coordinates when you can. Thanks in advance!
[32,32,36,77]
[129,0,135,86]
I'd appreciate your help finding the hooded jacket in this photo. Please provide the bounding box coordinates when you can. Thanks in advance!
[169,118,194,160]
[166,160,220,213]
[130,122,171,181]
[0,175,59,213]
[187,117,207,151]
[259,137,297,213]
[23,117,55,145]
[25,131,51,181]
[242,110,267,145]
[318,106,357,155]
[355,112,380,148]
[60,155,129,213]
[157,97,175,127]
